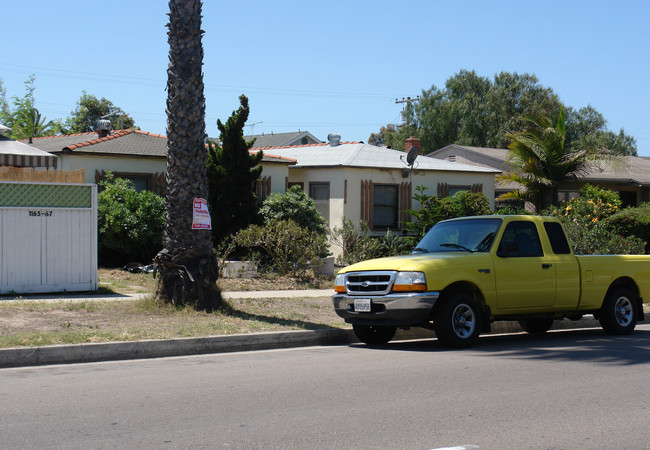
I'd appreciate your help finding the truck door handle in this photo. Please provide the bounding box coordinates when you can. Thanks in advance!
[542,263,552,269]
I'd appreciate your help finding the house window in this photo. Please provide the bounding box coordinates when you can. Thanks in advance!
[373,184,398,229]
[309,182,330,224]
[448,185,471,195]
[558,191,579,203]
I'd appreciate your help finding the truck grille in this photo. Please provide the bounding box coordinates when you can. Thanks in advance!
[344,271,396,295]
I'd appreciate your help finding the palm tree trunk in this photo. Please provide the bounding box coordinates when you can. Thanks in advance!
[154,0,220,310]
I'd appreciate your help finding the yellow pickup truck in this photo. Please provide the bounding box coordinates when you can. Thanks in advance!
[333,215,650,348]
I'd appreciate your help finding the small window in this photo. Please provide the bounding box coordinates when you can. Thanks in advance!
[497,221,543,257]
[309,182,330,224]
[543,222,571,254]
[448,185,471,196]
[373,184,398,229]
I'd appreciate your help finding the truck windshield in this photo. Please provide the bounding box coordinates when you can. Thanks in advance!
[413,218,502,254]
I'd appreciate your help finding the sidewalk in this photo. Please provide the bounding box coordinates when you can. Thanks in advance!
[1,292,648,369]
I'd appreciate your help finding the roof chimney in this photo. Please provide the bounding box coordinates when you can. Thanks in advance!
[404,136,421,154]
[327,133,341,147]
[96,119,112,138]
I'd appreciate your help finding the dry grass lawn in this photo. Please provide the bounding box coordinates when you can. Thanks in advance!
[0,269,342,349]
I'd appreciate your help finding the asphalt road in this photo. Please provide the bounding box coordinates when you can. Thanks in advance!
[2,325,650,449]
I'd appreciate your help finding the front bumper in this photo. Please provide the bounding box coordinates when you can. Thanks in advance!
[332,291,440,326]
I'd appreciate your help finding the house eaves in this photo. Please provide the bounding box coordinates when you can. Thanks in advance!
[255,142,500,174]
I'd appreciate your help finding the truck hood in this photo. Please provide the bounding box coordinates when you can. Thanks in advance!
[340,252,474,273]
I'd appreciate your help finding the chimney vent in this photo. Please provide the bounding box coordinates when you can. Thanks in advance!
[327,133,341,147]
[96,119,112,138]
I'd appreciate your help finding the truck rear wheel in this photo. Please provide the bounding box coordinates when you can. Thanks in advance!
[434,292,481,348]
[352,324,397,345]
[599,287,637,335]
[518,318,554,334]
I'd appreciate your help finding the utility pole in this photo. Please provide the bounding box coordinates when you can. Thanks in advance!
[395,96,420,126]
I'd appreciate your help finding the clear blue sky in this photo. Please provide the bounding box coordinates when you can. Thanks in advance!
[2,0,649,155]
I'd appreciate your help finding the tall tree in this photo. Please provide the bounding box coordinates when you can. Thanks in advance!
[206,94,263,246]
[2,75,61,140]
[0,78,11,127]
[371,70,636,156]
[65,91,135,133]
[565,105,637,156]
[154,0,220,310]
[498,108,620,211]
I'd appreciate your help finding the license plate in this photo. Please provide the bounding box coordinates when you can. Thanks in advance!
[354,298,371,312]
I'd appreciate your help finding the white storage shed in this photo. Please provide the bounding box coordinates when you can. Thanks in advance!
[0,181,98,294]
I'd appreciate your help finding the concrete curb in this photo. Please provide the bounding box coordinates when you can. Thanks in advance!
[0,329,358,368]
[1,305,648,369]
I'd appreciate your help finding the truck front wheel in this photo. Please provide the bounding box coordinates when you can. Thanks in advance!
[599,287,637,335]
[434,292,481,348]
[352,324,397,345]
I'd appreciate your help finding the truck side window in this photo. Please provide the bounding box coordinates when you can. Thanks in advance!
[543,222,571,254]
[497,221,543,257]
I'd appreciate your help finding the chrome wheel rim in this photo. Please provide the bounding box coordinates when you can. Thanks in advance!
[452,303,476,338]
[614,296,633,327]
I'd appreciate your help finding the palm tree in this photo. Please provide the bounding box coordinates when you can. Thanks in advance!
[14,107,56,142]
[498,108,619,211]
[154,0,220,310]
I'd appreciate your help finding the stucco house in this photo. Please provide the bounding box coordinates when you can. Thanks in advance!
[428,144,650,207]
[25,127,296,198]
[254,135,499,236]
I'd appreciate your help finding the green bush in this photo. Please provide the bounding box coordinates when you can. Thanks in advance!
[543,185,644,254]
[495,205,530,215]
[402,186,492,241]
[259,185,328,235]
[331,219,413,266]
[561,220,645,255]
[235,219,329,276]
[97,174,165,267]
[604,206,650,253]
[330,218,383,266]
[543,184,622,225]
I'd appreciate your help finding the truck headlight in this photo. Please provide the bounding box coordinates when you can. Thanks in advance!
[392,271,427,292]
[334,273,346,293]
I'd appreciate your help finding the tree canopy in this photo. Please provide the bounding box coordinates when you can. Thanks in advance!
[65,91,135,133]
[369,70,637,156]
[0,76,61,140]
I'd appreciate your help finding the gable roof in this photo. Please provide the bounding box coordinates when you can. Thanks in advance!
[26,130,296,165]
[25,130,168,158]
[208,131,322,149]
[246,131,321,148]
[426,144,509,169]
[253,141,500,174]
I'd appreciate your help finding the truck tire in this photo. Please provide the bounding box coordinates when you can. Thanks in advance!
[433,292,481,348]
[352,324,397,345]
[599,287,637,335]
[518,318,554,334]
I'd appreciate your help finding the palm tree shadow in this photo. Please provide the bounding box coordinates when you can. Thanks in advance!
[219,301,340,331]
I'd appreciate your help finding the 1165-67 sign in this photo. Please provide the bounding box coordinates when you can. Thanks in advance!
[191,198,211,230]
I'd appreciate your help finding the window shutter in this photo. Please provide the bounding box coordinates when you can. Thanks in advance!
[437,182,449,198]
[360,180,374,228]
